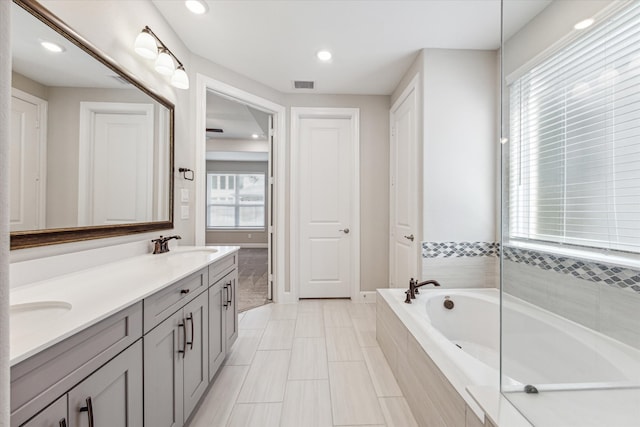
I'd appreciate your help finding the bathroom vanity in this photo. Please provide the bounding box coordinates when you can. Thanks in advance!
[9,246,239,427]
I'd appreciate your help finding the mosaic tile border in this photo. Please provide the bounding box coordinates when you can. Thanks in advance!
[503,246,640,293]
[422,242,499,258]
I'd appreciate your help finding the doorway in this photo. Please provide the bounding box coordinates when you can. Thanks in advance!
[291,107,360,299]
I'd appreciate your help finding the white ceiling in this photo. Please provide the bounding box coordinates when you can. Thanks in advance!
[206,90,270,140]
[153,0,551,95]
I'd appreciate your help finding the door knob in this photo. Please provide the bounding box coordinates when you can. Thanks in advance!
[339,228,350,234]
[404,234,415,241]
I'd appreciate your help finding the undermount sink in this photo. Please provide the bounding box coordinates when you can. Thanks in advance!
[10,301,73,324]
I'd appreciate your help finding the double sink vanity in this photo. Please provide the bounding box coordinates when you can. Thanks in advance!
[9,246,240,427]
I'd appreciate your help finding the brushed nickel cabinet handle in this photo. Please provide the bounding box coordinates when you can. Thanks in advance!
[186,313,194,350]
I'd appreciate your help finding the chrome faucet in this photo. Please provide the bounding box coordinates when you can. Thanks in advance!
[151,235,182,254]
[404,278,441,303]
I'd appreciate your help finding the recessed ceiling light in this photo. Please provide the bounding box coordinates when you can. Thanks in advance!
[40,40,64,53]
[317,50,332,61]
[185,0,208,15]
[251,134,259,139]
[574,18,594,30]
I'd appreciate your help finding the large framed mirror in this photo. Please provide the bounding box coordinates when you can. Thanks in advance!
[10,0,174,249]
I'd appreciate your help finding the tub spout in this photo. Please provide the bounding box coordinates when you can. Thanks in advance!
[406,278,441,302]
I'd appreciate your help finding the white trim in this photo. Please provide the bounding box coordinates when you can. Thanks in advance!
[353,291,377,304]
[195,74,287,302]
[227,243,268,249]
[290,107,361,301]
[389,74,421,287]
[11,88,48,229]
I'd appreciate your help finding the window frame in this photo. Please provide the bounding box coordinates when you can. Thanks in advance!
[206,171,267,231]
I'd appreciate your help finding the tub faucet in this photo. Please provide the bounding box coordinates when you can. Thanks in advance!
[151,235,182,254]
[404,278,441,303]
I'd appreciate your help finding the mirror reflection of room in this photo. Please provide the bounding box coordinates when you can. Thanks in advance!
[10,2,171,232]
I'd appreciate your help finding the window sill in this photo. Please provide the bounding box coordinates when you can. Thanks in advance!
[506,240,640,271]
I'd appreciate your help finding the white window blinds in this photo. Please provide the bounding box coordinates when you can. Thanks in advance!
[509,2,640,253]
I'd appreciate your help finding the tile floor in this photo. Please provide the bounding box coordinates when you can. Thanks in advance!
[188,299,419,427]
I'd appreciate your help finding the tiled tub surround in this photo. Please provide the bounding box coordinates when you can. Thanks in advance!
[503,246,640,350]
[421,242,499,288]
[377,288,640,427]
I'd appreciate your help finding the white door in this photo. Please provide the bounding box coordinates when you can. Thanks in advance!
[78,103,154,225]
[10,91,46,231]
[267,114,274,300]
[390,83,419,289]
[295,109,359,298]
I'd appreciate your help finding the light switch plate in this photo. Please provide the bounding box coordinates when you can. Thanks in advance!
[181,205,189,219]
[181,188,189,203]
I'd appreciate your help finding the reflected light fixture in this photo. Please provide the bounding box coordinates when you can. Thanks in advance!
[574,18,594,30]
[185,0,208,15]
[134,26,189,89]
[251,134,259,139]
[40,40,65,53]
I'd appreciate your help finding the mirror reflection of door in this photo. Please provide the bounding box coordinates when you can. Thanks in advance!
[78,102,154,226]
[10,88,47,232]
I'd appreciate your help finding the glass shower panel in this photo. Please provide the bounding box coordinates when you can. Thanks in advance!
[501,1,640,425]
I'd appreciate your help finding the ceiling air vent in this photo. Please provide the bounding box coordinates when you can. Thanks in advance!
[293,80,315,89]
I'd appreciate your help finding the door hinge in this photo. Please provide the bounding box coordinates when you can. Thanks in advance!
[391,126,395,137]
[35,120,40,129]
[269,176,274,185]
[268,225,274,233]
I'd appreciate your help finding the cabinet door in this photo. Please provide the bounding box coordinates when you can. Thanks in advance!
[208,281,226,382]
[182,291,209,418]
[68,340,142,427]
[144,311,185,427]
[225,271,238,351]
[21,395,67,427]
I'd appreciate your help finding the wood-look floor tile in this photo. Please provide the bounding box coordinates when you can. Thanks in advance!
[323,305,353,328]
[258,319,295,350]
[225,329,263,366]
[295,312,325,338]
[288,338,328,380]
[226,403,282,427]
[297,299,324,313]
[363,346,403,397]
[240,304,272,329]
[186,365,249,427]
[237,350,290,403]
[280,380,332,427]
[325,327,364,361]
[379,397,419,427]
[328,361,385,426]
[269,303,298,320]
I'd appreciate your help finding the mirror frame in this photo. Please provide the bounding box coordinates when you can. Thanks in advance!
[11,0,175,250]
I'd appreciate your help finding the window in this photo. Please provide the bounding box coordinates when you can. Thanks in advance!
[207,173,265,229]
[509,3,640,253]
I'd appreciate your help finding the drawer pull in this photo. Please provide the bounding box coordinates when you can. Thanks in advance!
[178,321,186,357]
[227,282,232,305]
[180,289,190,295]
[79,397,94,427]
[223,285,229,308]
[186,313,194,350]
[59,418,67,427]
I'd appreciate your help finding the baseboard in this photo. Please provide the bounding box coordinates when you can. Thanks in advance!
[208,243,268,249]
[354,291,377,303]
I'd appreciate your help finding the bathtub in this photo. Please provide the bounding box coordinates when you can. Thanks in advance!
[377,288,640,423]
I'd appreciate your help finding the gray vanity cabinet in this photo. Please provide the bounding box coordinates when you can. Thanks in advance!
[144,290,208,427]
[68,340,143,427]
[21,396,66,427]
[207,269,238,382]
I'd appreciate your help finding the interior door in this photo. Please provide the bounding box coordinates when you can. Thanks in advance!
[390,86,419,289]
[297,114,356,298]
[78,102,153,225]
[10,91,45,231]
[267,114,274,300]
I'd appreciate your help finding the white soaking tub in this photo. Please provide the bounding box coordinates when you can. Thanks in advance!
[377,287,640,426]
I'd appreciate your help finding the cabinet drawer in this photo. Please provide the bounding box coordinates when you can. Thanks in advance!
[208,253,238,286]
[143,268,207,333]
[11,302,142,427]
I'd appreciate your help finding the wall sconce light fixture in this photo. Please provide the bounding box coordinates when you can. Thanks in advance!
[134,26,189,90]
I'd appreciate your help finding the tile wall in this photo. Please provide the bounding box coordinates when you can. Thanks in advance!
[421,242,499,289]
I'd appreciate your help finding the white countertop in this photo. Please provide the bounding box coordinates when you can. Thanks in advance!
[9,245,239,366]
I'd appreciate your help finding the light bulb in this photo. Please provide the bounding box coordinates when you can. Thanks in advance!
[40,40,65,53]
[317,50,332,61]
[155,49,175,76]
[171,66,190,89]
[185,0,208,14]
[574,18,594,30]
[134,30,157,59]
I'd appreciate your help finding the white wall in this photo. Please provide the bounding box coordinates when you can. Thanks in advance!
[423,49,497,243]
[0,0,10,423]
